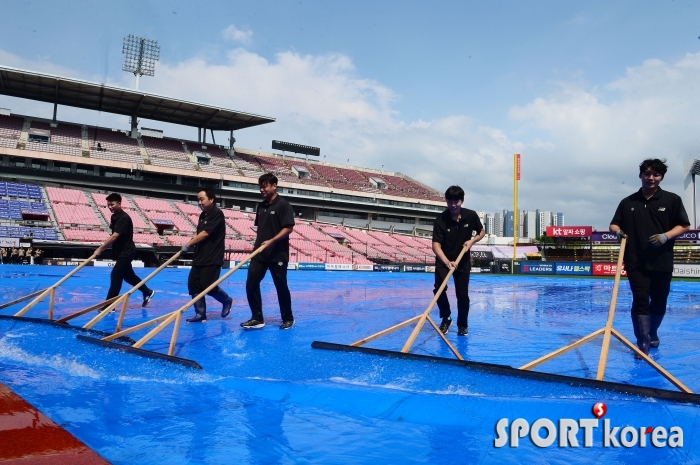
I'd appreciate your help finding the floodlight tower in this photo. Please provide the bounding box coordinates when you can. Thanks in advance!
[122,34,160,91]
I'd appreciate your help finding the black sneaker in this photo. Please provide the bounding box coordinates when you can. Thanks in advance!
[457,326,469,336]
[280,320,294,330]
[221,297,233,318]
[240,318,265,329]
[439,317,452,334]
[142,290,156,308]
[186,315,207,323]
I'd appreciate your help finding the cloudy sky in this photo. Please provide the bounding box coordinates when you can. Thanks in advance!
[1,0,699,228]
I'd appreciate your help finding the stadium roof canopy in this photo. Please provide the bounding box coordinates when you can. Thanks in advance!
[0,66,275,131]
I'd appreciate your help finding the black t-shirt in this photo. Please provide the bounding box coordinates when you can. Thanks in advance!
[193,205,226,266]
[432,208,483,270]
[610,187,690,272]
[254,195,295,262]
[110,210,136,259]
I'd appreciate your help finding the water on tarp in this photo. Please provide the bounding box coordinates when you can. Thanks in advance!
[0,265,699,463]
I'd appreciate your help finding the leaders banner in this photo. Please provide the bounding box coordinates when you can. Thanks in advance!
[520,262,555,274]
[555,262,592,275]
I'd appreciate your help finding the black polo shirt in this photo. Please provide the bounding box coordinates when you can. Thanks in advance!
[110,210,136,259]
[610,187,690,272]
[193,205,226,267]
[432,208,483,270]
[254,195,295,262]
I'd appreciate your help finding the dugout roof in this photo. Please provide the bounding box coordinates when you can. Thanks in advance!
[0,66,275,131]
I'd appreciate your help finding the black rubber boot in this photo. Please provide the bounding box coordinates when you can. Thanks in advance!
[186,296,207,323]
[632,315,651,358]
[210,288,233,318]
[649,314,663,349]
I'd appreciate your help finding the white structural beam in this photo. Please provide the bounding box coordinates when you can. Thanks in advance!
[684,158,700,228]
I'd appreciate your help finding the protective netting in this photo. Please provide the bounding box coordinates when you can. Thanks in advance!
[0,265,698,463]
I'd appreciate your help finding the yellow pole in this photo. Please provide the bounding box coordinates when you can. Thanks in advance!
[513,154,519,273]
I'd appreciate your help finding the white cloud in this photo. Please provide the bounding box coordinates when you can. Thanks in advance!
[221,25,253,44]
[2,45,699,228]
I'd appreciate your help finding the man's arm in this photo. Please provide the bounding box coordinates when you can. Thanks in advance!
[464,228,485,249]
[260,225,294,249]
[95,232,119,257]
[182,230,210,250]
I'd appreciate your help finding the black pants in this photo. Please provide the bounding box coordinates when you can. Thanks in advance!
[627,269,672,317]
[107,259,151,300]
[434,265,471,328]
[188,265,223,296]
[246,259,293,322]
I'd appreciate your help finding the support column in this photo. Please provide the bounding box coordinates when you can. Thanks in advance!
[684,159,697,228]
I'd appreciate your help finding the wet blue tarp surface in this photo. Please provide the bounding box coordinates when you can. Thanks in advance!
[0,265,699,463]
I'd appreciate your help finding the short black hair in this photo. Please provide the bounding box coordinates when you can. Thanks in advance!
[444,185,464,201]
[639,158,668,177]
[106,193,122,203]
[259,172,278,187]
[198,188,216,201]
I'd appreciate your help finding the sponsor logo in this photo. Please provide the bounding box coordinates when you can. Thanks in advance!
[373,264,400,272]
[404,265,426,272]
[494,403,683,448]
[658,207,666,211]
[521,262,555,274]
[298,262,326,270]
[673,264,700,277]
[593,263,627,276]
[352,264,375,271]
[555,263,592,275]
[271,211,276,215]
[326,263,353,271]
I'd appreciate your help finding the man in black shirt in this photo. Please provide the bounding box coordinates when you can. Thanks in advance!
[241,173,296,330]
[180,188,233,323]
[95,193,155,306]
[610,159,690,356]
[432,185,485,336]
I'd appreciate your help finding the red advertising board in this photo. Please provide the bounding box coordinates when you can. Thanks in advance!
[592,262,627,276]
[515,154,521,180]
[546,226,593,237]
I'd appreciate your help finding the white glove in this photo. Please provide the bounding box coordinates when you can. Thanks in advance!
[181,244,190,253]
[648,234,668,248]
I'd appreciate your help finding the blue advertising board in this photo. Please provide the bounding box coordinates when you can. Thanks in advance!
[555,262,592,275]
[298,262,326,271]
[373,264,400,272]
[403,265,426,272]
[520,261,555,275]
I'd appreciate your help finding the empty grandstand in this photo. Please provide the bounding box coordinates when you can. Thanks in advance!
[0,65,446,266]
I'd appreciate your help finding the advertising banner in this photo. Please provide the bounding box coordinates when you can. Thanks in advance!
[673,264,700,278]
[93,260,144,268]
[233,260,250,269]
[591,232,619,243]
[288,262,299,270]
[0,237,20,247]
[373,264,400,272]
[676,230,700,242]
[546,226,593,237]
[592,262,627,276]
[520,262,555,274]
[471,250,494,260]
[352,264,374,271]
[298,262,326,271]
[555,262,592,275]
[425,265,436,273]
[325,263,352,271]
[403,265,426,272]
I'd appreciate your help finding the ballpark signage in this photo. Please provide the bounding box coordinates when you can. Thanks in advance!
[298,262,326,270]
[546,226,593,237]
[0,237,20,247]
[675,230,700,242]
[592,262,627,277]
[403,265,426,272]
[373,264,400,272]
[555,263,592,275]
[352,264,374,271]
[673,264,700,278]
[325,263,353,271]
[520,262,555,274]
[591,232,619,243]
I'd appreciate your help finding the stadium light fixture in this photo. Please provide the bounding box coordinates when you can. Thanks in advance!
[122,34,160,90]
